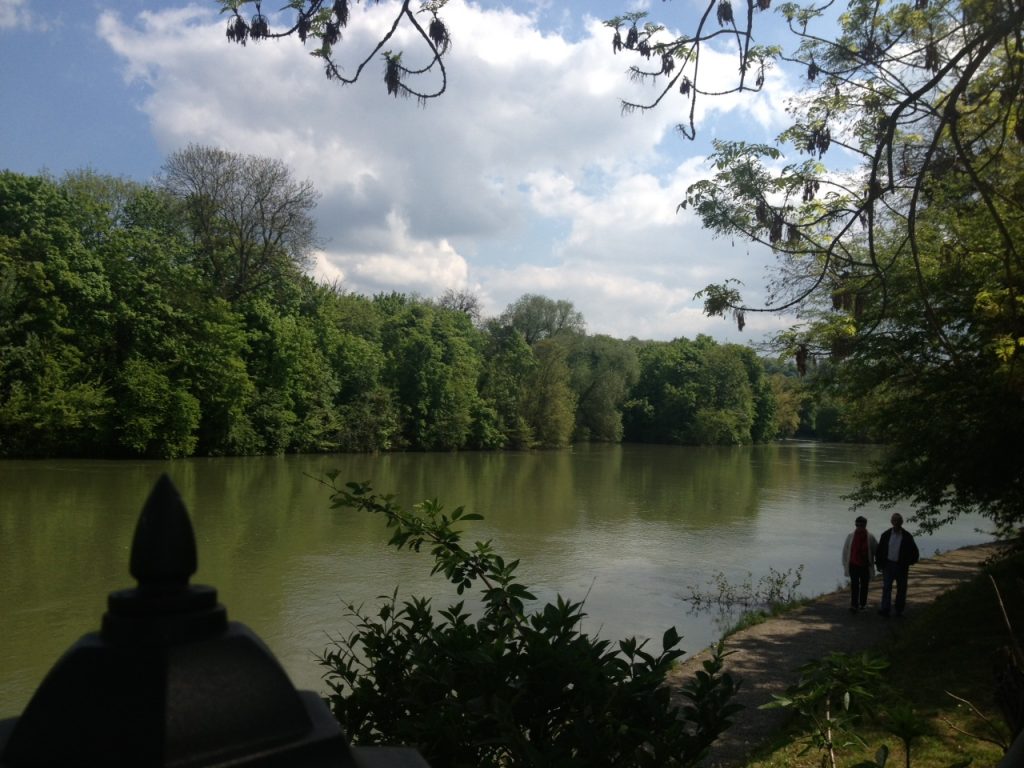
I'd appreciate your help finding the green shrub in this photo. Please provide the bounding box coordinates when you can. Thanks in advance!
[318,478,742,767]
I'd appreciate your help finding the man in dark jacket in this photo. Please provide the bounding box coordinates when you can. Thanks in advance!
[875,512,920,617]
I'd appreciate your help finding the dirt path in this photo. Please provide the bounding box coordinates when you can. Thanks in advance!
[667,542,1005,768]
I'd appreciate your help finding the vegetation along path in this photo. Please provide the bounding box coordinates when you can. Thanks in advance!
[668,542,1006,768]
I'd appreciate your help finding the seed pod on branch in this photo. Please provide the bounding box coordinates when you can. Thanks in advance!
[324,21,341,46]
[249,13,269,40]
[925,42,939,74]
[755,198,771,227]
[384,54,402,97]
[226,15,248,45]
[429,16,450,53]
[333,0,349,28]
[717,0,734,25]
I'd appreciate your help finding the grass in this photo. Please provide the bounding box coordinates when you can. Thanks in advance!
[742,549,1024,768]
[720,596,815,640]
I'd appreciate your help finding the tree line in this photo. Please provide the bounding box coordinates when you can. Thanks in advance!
[0,150,812,459]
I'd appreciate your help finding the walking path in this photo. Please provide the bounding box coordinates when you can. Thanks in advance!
[667,542,1005,768]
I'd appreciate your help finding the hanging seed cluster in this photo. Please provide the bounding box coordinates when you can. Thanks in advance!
[226,14,249,45]
[755,199,793,245]
[806,124,831,157]
[225,0,353,48]
[612,25,653,58]
[384,55,402,96]
[717,0,734,25]
[249,13,269,39]
[429,16,451,54]
[334,0,349,27]
[795,345,808,376]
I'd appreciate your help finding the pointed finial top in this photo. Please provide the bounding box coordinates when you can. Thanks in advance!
[129,474,197,588]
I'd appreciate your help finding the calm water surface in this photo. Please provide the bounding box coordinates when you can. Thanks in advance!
[0,443,992,717]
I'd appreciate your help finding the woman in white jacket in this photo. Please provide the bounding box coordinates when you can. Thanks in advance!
[841,516,878,613]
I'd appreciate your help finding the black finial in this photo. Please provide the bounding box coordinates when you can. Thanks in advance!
[129,474,197,589]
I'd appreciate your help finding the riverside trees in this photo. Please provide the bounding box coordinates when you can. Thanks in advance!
[665,0,1024,534]
[0,160,785,458]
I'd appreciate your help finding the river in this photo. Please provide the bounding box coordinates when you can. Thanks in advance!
[0,442,993,718]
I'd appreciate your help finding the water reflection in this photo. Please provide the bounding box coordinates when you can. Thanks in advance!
[0,443,992,718]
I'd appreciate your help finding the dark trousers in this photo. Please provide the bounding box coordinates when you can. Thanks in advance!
[849,564,870,608]
[880,562,910,615]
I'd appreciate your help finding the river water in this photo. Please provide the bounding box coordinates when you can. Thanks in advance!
[0,442,992,718]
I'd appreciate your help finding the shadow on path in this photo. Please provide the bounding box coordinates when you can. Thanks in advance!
[668,542,1004,768]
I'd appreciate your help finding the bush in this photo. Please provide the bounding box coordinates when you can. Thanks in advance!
[318,478,742,767]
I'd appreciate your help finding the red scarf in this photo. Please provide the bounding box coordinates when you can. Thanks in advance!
[850,528,868,566]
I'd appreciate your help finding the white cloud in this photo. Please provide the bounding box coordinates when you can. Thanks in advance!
[99,0,794,342]
[0,0,35,30]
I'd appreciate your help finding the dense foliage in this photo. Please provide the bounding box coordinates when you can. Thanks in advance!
[617,0,1024,533]
[0,162,786,459]
[319,479,742,767]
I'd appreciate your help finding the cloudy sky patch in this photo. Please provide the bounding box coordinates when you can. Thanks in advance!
[2,0,799,342]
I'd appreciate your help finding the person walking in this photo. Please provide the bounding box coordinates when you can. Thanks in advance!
[875,512,920,617]
[842,516,877,613]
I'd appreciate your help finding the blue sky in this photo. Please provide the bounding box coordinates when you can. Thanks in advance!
[1,0,798,342]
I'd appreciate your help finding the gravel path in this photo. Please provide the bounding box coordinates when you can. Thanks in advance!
[667,542,1005,768]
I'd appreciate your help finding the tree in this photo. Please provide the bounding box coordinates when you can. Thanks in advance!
[567,334,640,442]
[520,339,577,448]
[651,0,1024,532]
[0,172,113,456]
[623,337,772,445]
[436,288,483,325]
[476,320,537,449]
[691,344,757,445]
[219,0,451,101]
[160,144,319,303]
[498,294,586,346]
[377,297,482,450]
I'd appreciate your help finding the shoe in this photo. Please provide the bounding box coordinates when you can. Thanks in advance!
[849,607,858,614]
[859,605,867,611]
[877,609,890,617]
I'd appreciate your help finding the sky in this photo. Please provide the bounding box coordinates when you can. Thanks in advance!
[0,0,801,343]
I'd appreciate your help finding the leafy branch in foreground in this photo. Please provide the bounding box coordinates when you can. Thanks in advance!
[765,652,891,768]
[317,476,742,767]
[676,0,1024,534]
